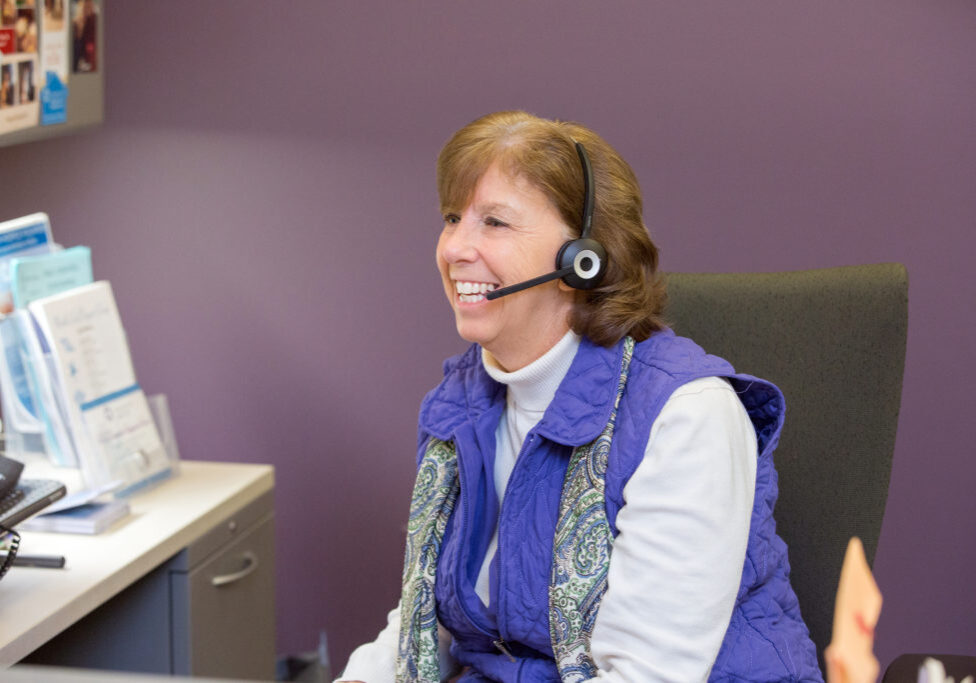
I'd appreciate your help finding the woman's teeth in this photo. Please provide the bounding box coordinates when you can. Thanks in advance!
[456,281,497,302]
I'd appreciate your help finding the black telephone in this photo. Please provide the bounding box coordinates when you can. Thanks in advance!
[0,453,26,580]
[0,453,25,500]
[0,453,68,579]
[0,454,66,530]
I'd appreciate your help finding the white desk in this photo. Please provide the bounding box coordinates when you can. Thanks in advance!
[0,461,274,670]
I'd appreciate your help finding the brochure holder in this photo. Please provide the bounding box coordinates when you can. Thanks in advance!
[0,213,71,463]
[0,283,178,497]
[0,214,174,497]
[27,281,176,495]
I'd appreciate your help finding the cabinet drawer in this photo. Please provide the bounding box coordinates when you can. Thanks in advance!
[170,512,276,680]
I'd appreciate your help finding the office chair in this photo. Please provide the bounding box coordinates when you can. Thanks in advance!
[663,263,909,672]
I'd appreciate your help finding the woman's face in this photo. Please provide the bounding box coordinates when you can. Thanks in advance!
[436,162,575,371]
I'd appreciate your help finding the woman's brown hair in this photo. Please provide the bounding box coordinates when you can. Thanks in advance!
[437,110,666,346]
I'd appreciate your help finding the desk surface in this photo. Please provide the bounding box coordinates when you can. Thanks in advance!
[0,461,274,666]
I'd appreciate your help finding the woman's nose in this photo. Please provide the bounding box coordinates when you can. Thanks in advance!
[439,220,479,263]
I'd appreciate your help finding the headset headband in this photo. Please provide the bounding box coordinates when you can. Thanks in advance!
[574,141,595,239]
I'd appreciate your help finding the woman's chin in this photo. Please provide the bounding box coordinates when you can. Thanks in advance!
[453,319,495,348]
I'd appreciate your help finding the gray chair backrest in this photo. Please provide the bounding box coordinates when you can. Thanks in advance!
[663,263,908,666]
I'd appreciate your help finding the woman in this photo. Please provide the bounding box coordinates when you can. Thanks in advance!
[338,111,821,682]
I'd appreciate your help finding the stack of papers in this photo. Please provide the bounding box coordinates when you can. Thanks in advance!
[20,499,130,535]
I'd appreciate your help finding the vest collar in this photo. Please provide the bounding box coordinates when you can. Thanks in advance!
[419,335,626,447]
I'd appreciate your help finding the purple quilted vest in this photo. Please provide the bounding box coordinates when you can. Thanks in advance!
[417,330,823,682]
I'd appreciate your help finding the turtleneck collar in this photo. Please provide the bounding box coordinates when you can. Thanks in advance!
[481,330,581,414]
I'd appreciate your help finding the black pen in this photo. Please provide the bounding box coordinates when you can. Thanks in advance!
[9,553,66,569]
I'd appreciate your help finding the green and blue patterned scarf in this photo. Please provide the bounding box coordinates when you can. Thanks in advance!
[396,337,635,683]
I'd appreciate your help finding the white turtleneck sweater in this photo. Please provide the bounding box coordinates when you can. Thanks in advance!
[339,332,757,683]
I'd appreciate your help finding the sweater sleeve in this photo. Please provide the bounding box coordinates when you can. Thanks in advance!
[334,605,401,682]
[335,604,457,683]
[589,377,758,683]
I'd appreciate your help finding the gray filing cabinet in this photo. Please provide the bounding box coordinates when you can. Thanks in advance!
[22,491,276,680]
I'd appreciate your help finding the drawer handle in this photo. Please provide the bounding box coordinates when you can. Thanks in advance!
[211,551,258,587]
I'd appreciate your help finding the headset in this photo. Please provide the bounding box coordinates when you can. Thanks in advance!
[485,142,607,300]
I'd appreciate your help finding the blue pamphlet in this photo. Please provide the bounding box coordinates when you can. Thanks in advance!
[10,246,93,309]
[0,213,56,315]
[40,72,69,126]
[0,216,53,259]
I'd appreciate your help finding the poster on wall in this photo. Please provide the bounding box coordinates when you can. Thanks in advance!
[69,0,95,73]
[0,0,40,134]
[40,0,68,124]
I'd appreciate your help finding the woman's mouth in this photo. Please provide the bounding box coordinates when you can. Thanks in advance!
[455,280,498,303]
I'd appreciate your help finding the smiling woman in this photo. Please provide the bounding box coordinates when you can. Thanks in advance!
[436,112,666,351]
[336,111,822,683]
[436,162,576,371]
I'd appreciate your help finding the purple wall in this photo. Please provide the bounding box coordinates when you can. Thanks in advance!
[1,0,973,672]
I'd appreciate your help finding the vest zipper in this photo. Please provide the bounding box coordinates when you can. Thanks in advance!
[492,638,517,663]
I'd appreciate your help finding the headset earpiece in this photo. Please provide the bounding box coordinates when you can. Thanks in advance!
[557,237,607,289]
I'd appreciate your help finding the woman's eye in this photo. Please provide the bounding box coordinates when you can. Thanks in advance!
[484,216,509,228]
[443,213,460,225]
